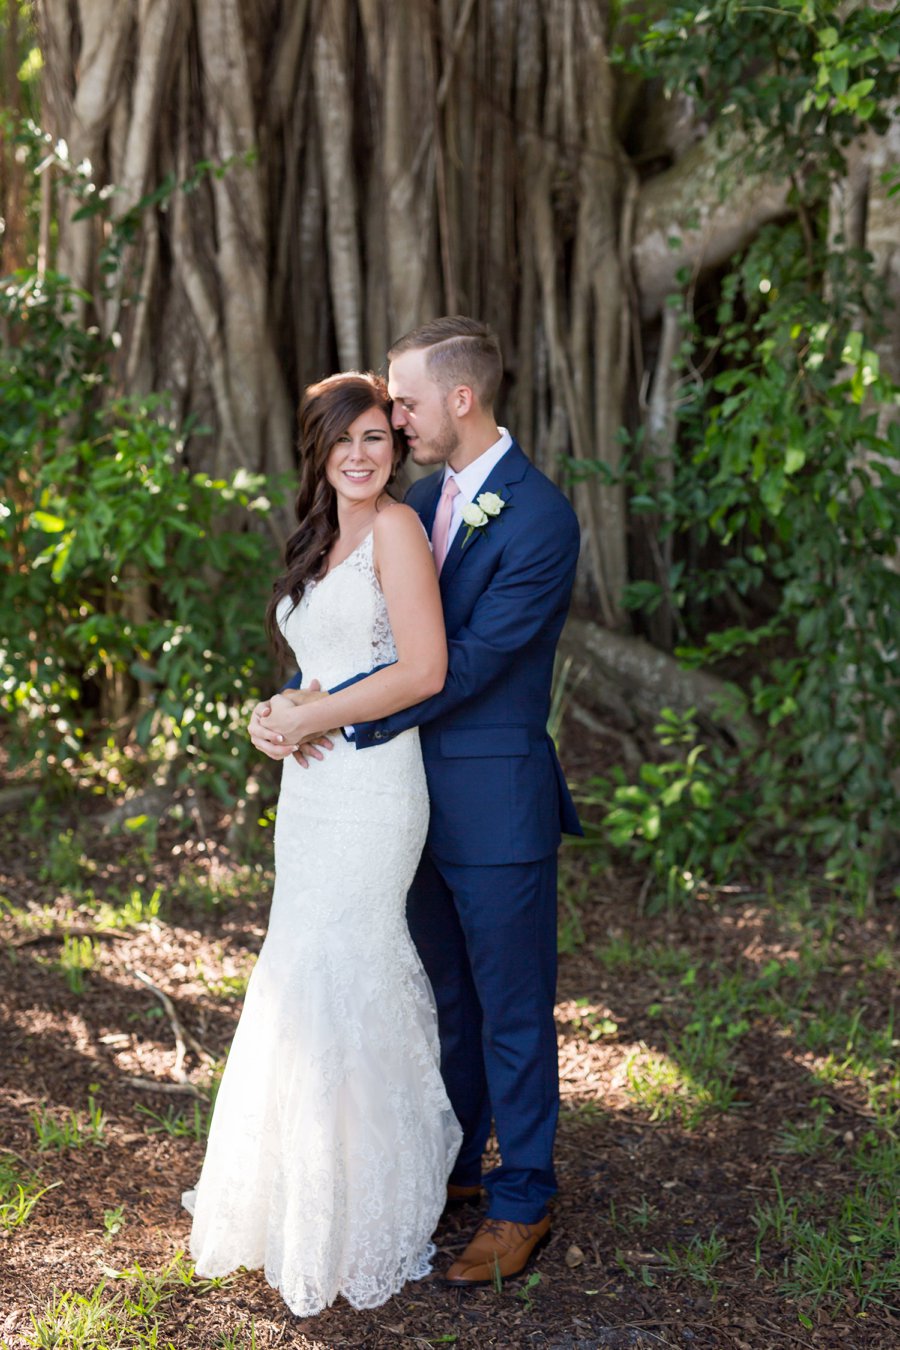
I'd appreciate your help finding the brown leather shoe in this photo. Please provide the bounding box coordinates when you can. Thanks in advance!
[444,1216,551,1285]
[445,1183,483,1210]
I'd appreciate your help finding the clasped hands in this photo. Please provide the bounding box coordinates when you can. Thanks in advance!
[248,680,339,768]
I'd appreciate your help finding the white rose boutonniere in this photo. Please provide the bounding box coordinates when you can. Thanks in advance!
[460,492,508,549]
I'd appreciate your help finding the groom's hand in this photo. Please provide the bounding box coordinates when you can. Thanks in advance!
[248,681,335,768]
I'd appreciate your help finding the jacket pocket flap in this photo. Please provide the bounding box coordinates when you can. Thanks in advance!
[440,727,530,758]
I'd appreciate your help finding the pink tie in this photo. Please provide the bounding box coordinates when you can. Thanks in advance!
[431,476,460,574]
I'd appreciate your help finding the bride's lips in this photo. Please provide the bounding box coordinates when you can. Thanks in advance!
[343,469,375,479]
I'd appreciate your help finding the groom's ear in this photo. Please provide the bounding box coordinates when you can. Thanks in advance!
[448,384,474,417]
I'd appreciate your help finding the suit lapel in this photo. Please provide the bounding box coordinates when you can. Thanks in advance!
[439,442,529,589]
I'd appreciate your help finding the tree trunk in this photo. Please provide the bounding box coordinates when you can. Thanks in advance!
[27,1,898,639]
[559,617,758,748]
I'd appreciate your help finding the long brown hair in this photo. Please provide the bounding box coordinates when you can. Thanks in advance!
[265,371,406,664]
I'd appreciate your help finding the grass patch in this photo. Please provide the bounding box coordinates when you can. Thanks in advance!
[38,828,94,891]
[624,1044,735,1127]
[31,1088,108,1152]
[54,934,99,994]
[0,1157,60,1232]
[593,934,696,978]
[753,1170,900,1311]
[135,1101,211,1143]
[774,1097,836,1157]
[196,953,256,1001]
[170,862,272,914]
[656,1229,729,1298]
[22,1254,227,1349]
[88,885,164,931]
[215,1324,262,1350]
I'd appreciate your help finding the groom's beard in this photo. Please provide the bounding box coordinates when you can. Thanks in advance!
[409,407,460,466]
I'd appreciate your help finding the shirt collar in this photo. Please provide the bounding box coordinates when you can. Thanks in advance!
[443,428,512,500]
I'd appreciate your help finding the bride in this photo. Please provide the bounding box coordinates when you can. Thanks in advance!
[183,371,461,1316]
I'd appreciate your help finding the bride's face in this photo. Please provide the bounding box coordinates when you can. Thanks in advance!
[325,408,396,507]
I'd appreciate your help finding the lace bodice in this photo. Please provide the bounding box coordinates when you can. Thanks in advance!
[277,532,396,688]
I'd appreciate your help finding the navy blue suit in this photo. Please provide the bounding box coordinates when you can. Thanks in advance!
[346,441,581,1223]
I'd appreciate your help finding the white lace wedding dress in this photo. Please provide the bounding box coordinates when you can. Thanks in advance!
[183,531,461,1316]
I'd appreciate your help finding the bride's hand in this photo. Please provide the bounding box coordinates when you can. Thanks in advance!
[248,682,335,765]
[265,690,327,736]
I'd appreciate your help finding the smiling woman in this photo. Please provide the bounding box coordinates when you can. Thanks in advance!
[183,369,459,1316]
[325,411,397,523]
[265,372,407,658]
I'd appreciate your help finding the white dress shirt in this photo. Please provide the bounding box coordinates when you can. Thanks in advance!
[439,428,513,551]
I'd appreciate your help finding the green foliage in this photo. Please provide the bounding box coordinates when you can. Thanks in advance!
[656,1229,728,1297]
[216,1325,261,1350]
[31,1087,107,1151]
[753,1168,900,1310]
[624,1038,737,1127]
[624,0,900,188]
[39,828,90,890]
[629,228,900,878]
[102,1205,125,1240]
[23,1254,224,1350]
[0,269,282,798]
[516,1271,542,1312]
[135,1101,211,1143]
[611,2,900,888]
[0,1157,59,1232]
[55,933,98,994]
[579,709,748,906]
[90,885,163,931]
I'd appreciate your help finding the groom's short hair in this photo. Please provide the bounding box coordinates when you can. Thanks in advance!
[389,316,502,410]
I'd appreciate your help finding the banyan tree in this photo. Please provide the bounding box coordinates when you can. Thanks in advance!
[4,0,899,823]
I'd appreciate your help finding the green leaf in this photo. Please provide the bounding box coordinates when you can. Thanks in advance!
[660,780,687,808]
[50,531,75,582]
[642,805,661,841]
[32,510,66,533]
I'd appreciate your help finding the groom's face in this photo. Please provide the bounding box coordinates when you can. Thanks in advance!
[388,349,459,467]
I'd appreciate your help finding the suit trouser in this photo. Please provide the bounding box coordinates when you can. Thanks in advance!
[407,847,559,1225]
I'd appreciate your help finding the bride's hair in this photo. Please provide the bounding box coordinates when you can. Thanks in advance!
[266,371,406,664]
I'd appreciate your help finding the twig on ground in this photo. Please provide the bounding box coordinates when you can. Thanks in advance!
[11,926,131,948]
[754,1316,816,1348]
[122,1077,207,1100]
[636,871,654,914]
[130,968,215,1078]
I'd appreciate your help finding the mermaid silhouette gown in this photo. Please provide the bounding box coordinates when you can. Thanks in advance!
[183,531,461,1316]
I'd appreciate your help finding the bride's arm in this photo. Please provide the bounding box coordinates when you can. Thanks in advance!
[264,504,446,744]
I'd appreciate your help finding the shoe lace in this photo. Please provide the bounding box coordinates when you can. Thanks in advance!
[476,1218,534,1245]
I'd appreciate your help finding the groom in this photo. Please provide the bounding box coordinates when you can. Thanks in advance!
[252,316,581,1284]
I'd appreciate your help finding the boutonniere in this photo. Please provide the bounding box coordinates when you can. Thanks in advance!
[460,492,508,548]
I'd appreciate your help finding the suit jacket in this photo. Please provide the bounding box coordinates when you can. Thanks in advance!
[345,440,582,866]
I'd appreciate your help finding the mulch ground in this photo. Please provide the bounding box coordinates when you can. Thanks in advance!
[0,744,897,1350]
